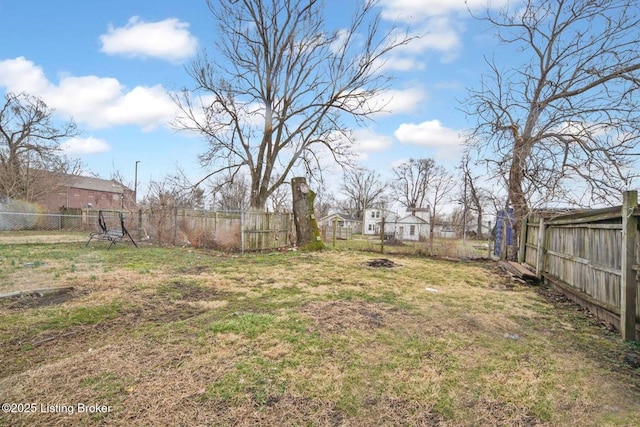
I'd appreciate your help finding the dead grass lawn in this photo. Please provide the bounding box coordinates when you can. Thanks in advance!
[0,244,639,426]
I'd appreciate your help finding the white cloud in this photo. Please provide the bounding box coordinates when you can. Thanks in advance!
[100,16,198,62]
[0,57,178,130]
[380,56,426,72]
[101,85,177,130]
[395,119,463,147]
[377,0,510,65]
[402,17,462,54]
[0,56,49,93]
[353,129,394,158]
[369,87,426,116]
[60,137,111,155]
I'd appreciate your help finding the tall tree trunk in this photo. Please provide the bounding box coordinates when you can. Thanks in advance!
[291,177,323,251]
[507,135,531,261]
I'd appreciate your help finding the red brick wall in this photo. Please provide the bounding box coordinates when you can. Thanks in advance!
[38,187,136,212]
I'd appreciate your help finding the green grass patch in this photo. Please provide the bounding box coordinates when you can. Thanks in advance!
[209,312,276,338]
[39,302,123,330]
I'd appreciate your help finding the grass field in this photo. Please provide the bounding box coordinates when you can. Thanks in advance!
[1,241,639,426]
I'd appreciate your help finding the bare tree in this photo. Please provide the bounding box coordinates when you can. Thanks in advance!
[173,0,412,209]
[0,92,78,202]
[266,180,291,213]
[340,167,387,219]
[391,158,435,209]
[314,188,335,220]
[459,155,490,238]
[425,166,456,254]
[211,173,250,211]
[465,0,640,249]
[144,175,204,210]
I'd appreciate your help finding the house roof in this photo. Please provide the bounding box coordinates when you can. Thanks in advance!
[397,214,428,224]
[320,212,361,223]
[60,174,131,194]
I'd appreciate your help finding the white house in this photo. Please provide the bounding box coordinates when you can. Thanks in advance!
[432,221,457,239]
[318,213,362,233]
[362,208,399,235]
[395,208,430,241]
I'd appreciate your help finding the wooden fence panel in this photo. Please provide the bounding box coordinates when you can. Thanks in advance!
[243,211,292,251]
[521,194,639,340]
[523,220,539,268]
[544,224,623,310]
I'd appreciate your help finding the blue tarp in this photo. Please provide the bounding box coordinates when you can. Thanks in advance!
[494,208,515,257]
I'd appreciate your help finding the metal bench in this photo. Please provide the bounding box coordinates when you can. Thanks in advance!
[86,210,138,249]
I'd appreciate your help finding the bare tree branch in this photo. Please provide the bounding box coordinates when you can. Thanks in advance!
[172,0,413,209]
[464,0,640,254]
[340,166,387,218]
[0,92,79,203]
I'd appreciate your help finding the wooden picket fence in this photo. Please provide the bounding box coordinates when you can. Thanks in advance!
[520,191,640,341]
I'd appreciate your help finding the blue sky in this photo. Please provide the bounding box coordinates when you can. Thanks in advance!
[0,0,510,199]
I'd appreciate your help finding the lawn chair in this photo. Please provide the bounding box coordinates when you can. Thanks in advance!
[86,210,139,249]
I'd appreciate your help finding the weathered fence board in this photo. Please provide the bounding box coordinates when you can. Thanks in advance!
[521,191,639,341]
[243,211,293,251]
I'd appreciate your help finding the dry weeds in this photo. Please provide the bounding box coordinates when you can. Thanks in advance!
[0,246,638,426]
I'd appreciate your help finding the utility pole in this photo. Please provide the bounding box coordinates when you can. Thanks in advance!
[134,161,140,204]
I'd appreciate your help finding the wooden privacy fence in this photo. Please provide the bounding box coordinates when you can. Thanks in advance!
[520,191,640,341]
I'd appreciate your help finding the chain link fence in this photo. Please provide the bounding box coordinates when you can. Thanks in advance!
[0,207,295,252]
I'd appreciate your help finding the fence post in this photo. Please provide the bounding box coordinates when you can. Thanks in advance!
[380,216,385,254]
[621,190,638,341]
[536,217,546,279]
[487,221,492,259]
[333,217,337,248]
[203,209,208,250]
[173,207,178,246]
[241,210,245,254]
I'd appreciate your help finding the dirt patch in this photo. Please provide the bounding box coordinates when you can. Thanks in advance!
[132,301,207,323]
[465,397,540,426]
[364,258,401,268]
[1,288,85,310]
[179,265,210,275]
[301,300,403,334]
[362,396,443,426]
[158,280,229,301]
[0,233,86,244]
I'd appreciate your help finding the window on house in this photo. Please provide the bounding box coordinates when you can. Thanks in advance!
[410,225,416,236]
[376,211,380,218]
[371,211,375,218]
[368,224,373,231]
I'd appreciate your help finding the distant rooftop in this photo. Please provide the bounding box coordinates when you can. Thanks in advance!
[59,174,131,193]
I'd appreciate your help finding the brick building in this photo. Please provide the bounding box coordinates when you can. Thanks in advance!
[38,174,135,213]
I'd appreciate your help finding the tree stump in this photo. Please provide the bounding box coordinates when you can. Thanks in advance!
[291,177,324,251]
